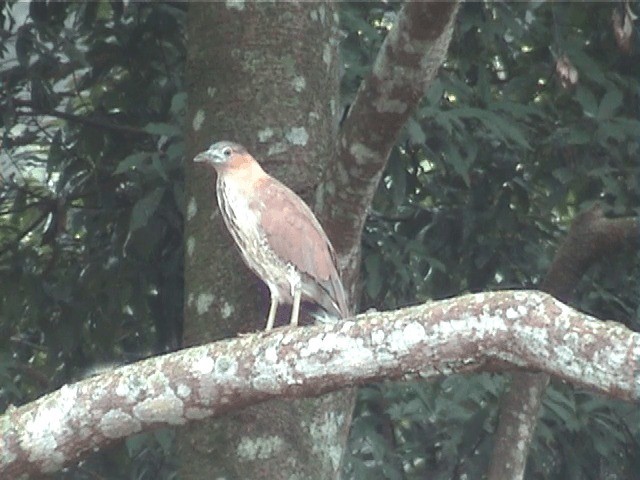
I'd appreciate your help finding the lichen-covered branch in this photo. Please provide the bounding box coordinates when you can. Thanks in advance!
[3,290,640,478]
[317,1,460,276]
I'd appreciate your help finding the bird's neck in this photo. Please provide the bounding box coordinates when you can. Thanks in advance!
[219,155,268,189]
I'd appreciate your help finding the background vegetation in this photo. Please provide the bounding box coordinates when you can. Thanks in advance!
[1,1,638,478]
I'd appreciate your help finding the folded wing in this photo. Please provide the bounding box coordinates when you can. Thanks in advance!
[254,177,349,318]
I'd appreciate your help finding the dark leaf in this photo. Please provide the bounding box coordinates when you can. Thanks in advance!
[597,88,623,119]
[15,26,33,67]
[129,187,165,233]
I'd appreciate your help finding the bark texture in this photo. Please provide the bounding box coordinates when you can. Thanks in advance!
[182,2,351,478]
[3,290,640,478]
[318,0,461,286]
[182,1,461,478]
[487,207,639,480]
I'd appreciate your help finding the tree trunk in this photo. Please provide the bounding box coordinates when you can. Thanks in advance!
[181,2,352,478]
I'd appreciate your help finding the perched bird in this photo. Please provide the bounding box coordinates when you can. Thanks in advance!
[194,141,349,330]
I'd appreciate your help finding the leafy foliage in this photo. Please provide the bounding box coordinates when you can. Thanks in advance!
[1,1,639,479]
[1,2,185,477]
[348,2,640,479]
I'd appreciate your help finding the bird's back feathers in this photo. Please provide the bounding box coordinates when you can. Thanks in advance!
[254,177,349,319]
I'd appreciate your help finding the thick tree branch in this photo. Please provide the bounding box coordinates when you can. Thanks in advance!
[2,290,639,478]
[318,1,460,274]
[488,208,640,480]
[540,206,639,302]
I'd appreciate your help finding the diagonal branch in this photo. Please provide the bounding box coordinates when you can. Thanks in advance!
[3,290,640,478]
[13,99,150,136]
[540,206,639,300]
[317,1,460,276]
[488,208,640,480]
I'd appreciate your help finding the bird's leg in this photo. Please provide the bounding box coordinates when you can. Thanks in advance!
[290,284,302,327]
[287,269,302,327]
[265,296,278,331]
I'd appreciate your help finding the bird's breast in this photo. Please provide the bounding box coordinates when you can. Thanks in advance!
[217,178,261,235]
[216,177,294,299]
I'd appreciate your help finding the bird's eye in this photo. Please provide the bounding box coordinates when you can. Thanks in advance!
[222,147,232,157]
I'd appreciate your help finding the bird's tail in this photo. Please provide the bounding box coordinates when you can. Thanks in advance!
[311,308,343,325]
[314,280,350,323]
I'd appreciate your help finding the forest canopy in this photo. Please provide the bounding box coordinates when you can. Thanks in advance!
[1,2,639,479]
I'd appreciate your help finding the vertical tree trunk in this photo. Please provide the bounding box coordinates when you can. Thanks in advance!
[182,2,353,478]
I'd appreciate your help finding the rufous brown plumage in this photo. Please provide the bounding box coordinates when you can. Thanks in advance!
[194,141,349,330]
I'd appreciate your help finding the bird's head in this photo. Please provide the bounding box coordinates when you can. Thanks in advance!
[193,141,252,173]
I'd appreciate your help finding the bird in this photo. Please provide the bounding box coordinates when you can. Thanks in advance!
[193,141,349,330]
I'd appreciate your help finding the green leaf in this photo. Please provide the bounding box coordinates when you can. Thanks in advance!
[565,45,606,85]
[597,88,623,119]
[364,254,383,299]
[125,433,148,457]
[425,78,444,105]
[443,143,470,186]
[489,101,541,120]
[80,2,99,28]
[485,115,531,149]
[426,256,446,273]
[552,167,573,183]
[170,92,187,116]
[16,28,33,67]
[386,149,407,207]
[61,41,88,66]
[151,153,169,181]
[166,141,185,169]
[153,428,174,455]
[563,128,591,145]
[574,86,598,118]
[114,152,148,175]
[406,117,426,145]
[29,1,49,23]
[451,107,530,149]
[143,122,180,136]
[129,187,165,233]
[30,78,55,111]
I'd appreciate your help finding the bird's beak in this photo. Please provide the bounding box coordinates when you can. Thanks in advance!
[194,150,225,165]
[193,151,210,164]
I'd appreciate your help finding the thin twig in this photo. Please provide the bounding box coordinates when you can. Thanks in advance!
[13,100,150,136]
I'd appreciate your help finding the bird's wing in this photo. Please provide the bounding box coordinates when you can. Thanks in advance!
[254,177,349,317]
[255,177,335,279]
